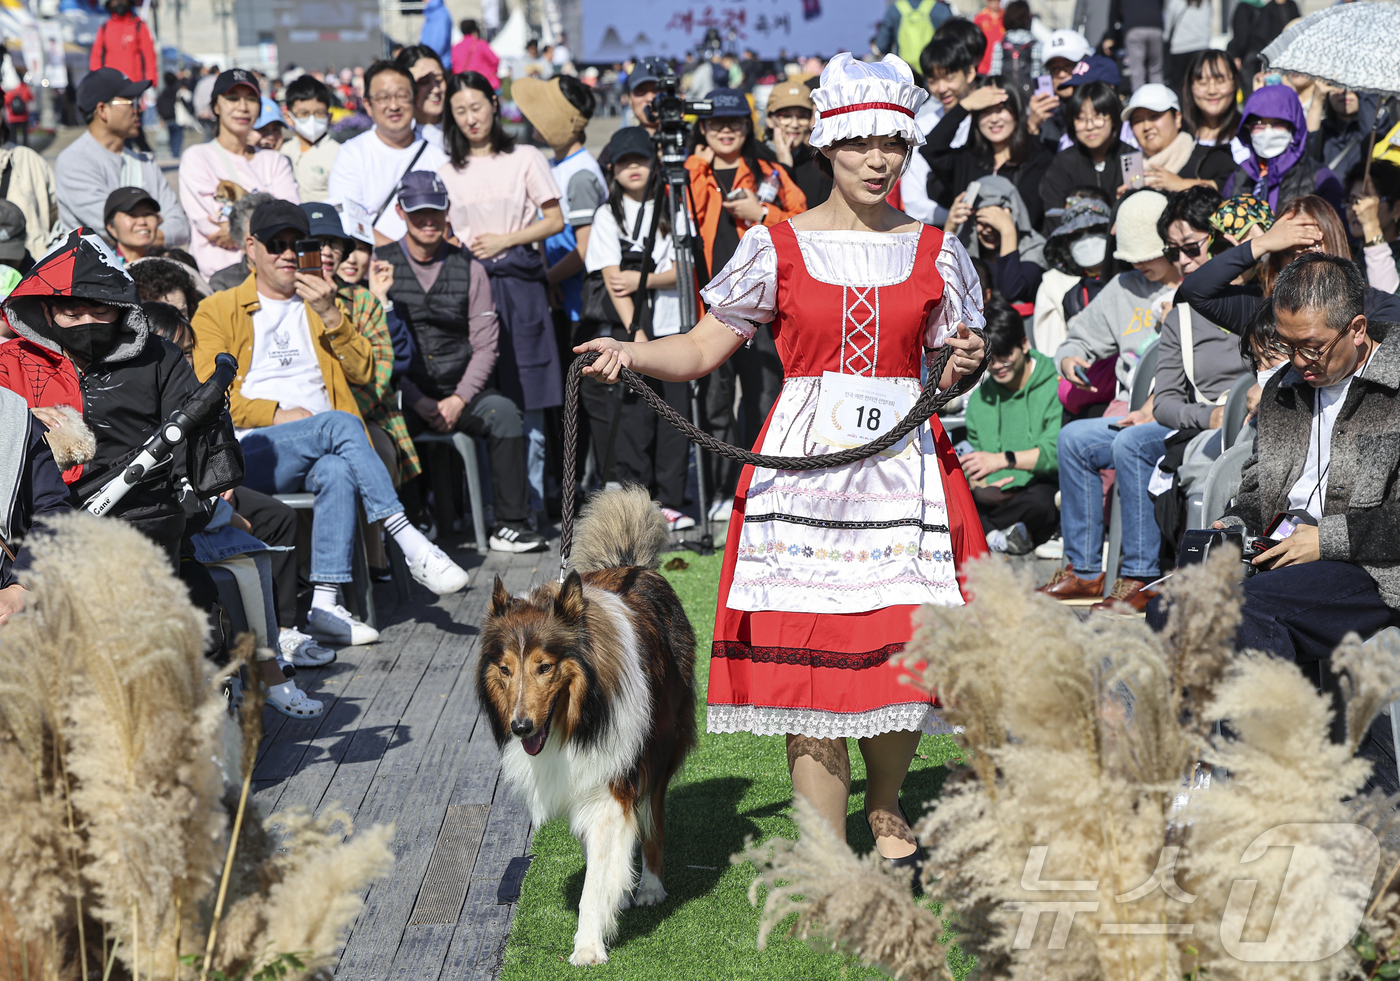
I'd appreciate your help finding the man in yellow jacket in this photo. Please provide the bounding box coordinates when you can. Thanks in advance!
[192,200,469,646]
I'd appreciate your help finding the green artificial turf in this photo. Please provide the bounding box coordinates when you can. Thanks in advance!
[498,550,966,980]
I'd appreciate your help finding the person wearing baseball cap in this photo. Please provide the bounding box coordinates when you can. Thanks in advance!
[624,57,669,135]
[190,196,472,637]
[1026,29,1093,147]
[178,69,300,280]
[370,170,544,554]
[1121,83,1235,193]
[0,200,30,294]
[764,79,830,208]
[103,186,162,264]
[54,68,192,253]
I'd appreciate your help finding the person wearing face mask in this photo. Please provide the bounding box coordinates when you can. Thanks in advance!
[89,0,157,91]
[1221,84,1346,218]
[280,75,339,203]
[1033,192,1113,359]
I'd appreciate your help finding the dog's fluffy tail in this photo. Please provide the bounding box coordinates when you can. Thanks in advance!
[570,485,671,572]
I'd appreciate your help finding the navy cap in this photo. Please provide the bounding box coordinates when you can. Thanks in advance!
[213,68,261,100]
[706,87,750,119]
[0,200,27,262]
[248,199,309,242]
[76,67,151,115]
[1063,55,1122,90]
[300,202,346,239]
[628,57,667,93]
[606,126,655,164]
[398,170,449,212]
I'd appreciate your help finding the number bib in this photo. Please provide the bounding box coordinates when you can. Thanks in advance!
[813,371,917,450]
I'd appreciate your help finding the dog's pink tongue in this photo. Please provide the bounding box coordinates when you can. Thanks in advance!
[522,730,547,756]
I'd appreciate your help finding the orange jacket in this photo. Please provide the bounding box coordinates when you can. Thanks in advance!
[685,154,807,280]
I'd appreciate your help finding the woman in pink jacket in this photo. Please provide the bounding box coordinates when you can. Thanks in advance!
[178,69,299,279]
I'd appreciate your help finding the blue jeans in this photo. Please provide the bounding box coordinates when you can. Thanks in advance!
[1058,417,1170,580]
[239,411,402,584]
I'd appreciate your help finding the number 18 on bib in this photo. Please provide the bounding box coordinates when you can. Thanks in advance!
[813,370,918,451]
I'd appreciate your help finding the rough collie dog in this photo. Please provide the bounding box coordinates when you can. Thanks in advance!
[478,486,697,965]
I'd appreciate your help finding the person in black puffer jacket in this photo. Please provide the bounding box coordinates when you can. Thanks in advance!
[1226,0,1299,93]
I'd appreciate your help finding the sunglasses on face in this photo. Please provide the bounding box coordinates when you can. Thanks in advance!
[1162,235,1212,262]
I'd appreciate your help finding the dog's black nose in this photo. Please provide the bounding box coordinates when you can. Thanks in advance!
[511,719,534,737]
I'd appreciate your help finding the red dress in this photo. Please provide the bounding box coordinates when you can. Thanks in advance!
[704,220,988,739]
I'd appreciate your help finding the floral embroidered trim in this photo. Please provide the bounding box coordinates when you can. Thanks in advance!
[713,639,905,670]
[747,484,948,509]
[734,539,955,563]
[743,512,951,534]
[706,701,955,738]
[731,573,959,590]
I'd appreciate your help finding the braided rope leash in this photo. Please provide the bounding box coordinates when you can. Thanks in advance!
[559,335,988,578]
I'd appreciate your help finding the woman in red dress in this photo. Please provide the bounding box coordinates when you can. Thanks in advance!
[576,53,987,867]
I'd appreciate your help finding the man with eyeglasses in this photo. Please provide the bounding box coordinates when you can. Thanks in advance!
[326,60,448,247]
[192,201,471,646]
[1162,254,1400,715]
[55,68,192,248]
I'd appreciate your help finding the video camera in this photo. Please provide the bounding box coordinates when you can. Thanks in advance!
[1178,528,1267,580]
[646,62,712,165]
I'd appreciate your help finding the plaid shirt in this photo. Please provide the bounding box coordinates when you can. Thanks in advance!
[339,282,421,483]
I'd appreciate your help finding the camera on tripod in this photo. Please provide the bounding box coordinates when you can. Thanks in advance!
[646,63,712,163]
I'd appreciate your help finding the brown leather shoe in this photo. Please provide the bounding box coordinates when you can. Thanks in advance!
[1036,565,1106,605]
[1090,577,1160,616]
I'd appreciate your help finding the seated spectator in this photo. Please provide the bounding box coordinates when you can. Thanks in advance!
[1034,192,1113,356]
[961,299,1062,552]
[325,60,448,245]
[1180,49,1243,148]
[280,74,339,202]
[946,174,1046,305]
[0,119,60,261]
[250,98,286,152]
[1344,159,1400,294]
[55,68,192,249]
[0,386,72,625]
[1025,28,1094,148]
[1179,193,1400,332]
[1313,86,1379,185]
[1039,78,1126,222]
[144,300,328,714]
[1222,84,1346,219]
[924,76,1053,229]
[191,200,471,646]
[128,256,202,318]
[207,191,274,293]
[103,187,163,265]
[1208,193,1273,251]
[1121,84,1235,194]
[766,80,831,210]
[1039,190,1181,609]
[372,173,545,553]
[179,69,299,279]
[1171,254,1400,670]
[904,33,980,226]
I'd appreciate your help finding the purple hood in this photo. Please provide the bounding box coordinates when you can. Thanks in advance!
[1236,84,1308,186]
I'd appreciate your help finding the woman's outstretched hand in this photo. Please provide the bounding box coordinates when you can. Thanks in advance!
[573,336,633,384]
[948,322,985,378]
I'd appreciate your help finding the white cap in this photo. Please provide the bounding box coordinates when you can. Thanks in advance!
[809,53,928,150]
[1121,82,1182,121]
[1043,29,1092,66]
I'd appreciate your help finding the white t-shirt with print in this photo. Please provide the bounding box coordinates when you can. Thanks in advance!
[237,294,333,432]
[586,197,681,336]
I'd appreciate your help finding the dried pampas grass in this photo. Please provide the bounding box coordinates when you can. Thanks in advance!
[0,513,393,980]
[739,552,1400,981]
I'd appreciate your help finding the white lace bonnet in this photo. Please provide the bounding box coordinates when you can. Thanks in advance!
[809,53,929,150]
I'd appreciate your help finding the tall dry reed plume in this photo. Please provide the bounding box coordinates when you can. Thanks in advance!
[740,552,1400,981]
[0,513,393,980]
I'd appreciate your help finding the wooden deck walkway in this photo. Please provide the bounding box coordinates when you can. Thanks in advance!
[251,539,555,981]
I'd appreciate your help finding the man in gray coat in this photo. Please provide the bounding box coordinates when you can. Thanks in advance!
[1212,254,1400,664]
[54,68,191,248]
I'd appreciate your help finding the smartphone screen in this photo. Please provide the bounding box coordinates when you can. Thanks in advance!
[1265,513,1300,540]
[1120,151,1146,190]
[1034,74,1053,97]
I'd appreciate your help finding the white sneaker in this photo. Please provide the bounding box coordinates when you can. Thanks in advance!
[1034,535,1064,560]
[278,627,337,668]
[409,543,471,595]
[660,507,696,531]
[707,498,734,523]
[265,680,324,719]
[306,604,380,646]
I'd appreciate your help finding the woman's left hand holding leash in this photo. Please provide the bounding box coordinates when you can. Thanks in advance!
[574,336,634,385]
[947,322,985,379]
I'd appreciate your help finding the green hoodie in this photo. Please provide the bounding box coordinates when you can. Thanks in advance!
[965,349,1062,490]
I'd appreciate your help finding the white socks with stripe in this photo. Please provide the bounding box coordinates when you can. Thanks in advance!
[384,512,431,565]
[311,583,339,613]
